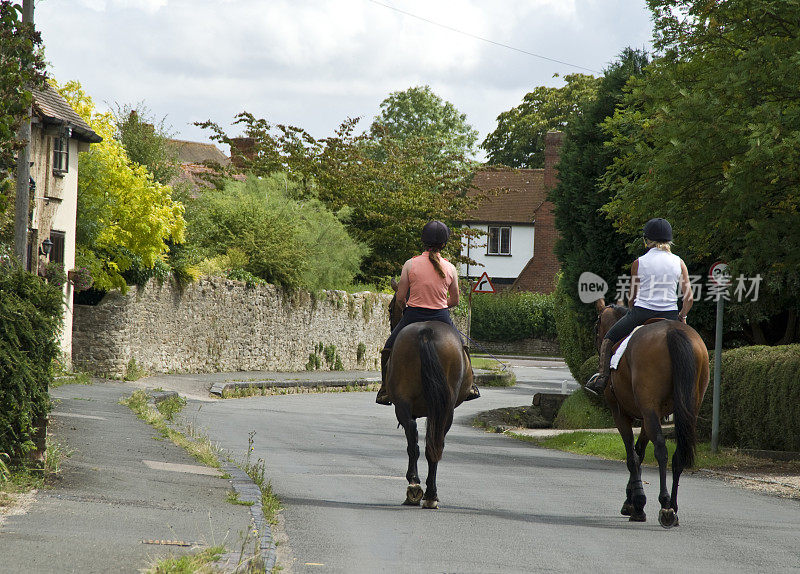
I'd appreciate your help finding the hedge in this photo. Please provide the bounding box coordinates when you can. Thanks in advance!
[0,265,62,460]
[552,273,596,381]
[698,344,800,452]
[469,291,556,342]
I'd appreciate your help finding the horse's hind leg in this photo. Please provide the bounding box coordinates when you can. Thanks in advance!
[612,410,646,521]
[422,410,453,510]
[642,411,676,528]
[396,403,422,506]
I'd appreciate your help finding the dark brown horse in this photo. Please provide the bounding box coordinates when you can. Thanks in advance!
[594,298,710,527]
[386,287,474,509]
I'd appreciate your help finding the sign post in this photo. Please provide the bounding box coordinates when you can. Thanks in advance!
[469,272,495,344]
[709,261,730,454]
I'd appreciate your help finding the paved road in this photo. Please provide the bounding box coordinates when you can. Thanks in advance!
[181,361,800,574]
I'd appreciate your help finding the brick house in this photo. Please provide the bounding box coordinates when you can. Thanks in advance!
[29,84,101,362]
[167,138,234,191]
[460,131,564,293]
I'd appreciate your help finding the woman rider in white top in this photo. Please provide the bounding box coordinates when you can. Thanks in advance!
[585,218,694,396]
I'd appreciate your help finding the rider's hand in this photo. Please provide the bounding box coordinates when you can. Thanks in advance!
[679,314,687,324]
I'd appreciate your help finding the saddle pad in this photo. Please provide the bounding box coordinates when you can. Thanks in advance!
[610,326,644,370]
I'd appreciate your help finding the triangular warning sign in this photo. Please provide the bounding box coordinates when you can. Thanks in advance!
[471,272,495,294]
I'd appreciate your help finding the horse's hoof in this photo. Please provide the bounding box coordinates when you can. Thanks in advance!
[422,498,439,510]
[404,484,423,506]
[658,508,677,528]
[621,502,634,516]
[629,511,646,522]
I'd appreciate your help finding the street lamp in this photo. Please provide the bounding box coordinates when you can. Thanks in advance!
[40,238,53,258]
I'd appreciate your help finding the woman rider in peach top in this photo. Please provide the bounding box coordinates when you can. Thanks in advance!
[375,220,481,405]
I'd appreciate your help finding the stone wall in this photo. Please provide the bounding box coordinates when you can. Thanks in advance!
[72,277,394,378]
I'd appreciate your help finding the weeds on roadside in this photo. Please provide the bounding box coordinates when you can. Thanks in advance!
[220,383,379,399]
[144,545,226,574]
[243,431,282,526]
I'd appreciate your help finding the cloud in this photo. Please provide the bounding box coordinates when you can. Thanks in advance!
[37,0,653,149]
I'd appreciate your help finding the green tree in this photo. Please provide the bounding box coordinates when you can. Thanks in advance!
[186,175,367,290]
[368,85,478,164]
[112,104,178,185]
[550,49,649,325]
[601,0,800,344]
[54,80,185,292]
[481,73,600,168]
[0,1,46,242]
[199,114,480,284]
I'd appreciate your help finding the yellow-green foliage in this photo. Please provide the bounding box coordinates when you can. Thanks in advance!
[53,79,185,292]
[700,345,800,452]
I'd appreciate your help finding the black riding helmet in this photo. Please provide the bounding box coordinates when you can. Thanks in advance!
[643,218,673,242]
[421,220,450,247]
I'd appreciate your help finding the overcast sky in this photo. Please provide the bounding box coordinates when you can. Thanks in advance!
[35,0,654,157]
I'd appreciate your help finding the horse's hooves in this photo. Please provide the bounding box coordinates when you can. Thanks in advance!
[404,484,423,506]
[629,511,647,522]
[621,502,634,516]
[422,498,439,510]
[658,508,677,528]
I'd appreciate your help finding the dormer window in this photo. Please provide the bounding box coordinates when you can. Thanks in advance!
[53,127,70,175]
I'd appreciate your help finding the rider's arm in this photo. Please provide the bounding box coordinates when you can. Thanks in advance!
[628,260,639,308]
[395,260,411,310]
[678,259,693,323]
[446,264,459,308]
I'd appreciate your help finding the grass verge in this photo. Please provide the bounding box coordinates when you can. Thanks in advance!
[242,431,282,526]
[121,390,221,471]
[508,430,800,472]
[221,383,379,399]
[0,437,70,513]
[144,545,225,574]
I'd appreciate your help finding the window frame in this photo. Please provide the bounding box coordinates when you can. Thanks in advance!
[52,126,70,175]
[486,225,512,256]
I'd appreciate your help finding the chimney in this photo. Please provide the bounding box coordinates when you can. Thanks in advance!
[543,130,565,191]
[229,137,256,170]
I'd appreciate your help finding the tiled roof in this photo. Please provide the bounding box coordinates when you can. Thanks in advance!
[167,139,230,166]
[463,167,546,224]
[30,84,101,143]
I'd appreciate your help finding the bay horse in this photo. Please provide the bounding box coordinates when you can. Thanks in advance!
[594,298,709,527]
[385,284,474,509]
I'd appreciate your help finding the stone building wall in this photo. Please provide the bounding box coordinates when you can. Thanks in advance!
[72,277,395,378]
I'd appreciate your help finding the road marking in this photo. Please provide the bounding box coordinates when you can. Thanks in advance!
[305,563,325,567]
[142,460,223,477]
[50,412,107,420]
[321,473,405,481]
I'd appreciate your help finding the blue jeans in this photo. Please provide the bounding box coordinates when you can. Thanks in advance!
[384,306,456,350]
[605,306,679,344]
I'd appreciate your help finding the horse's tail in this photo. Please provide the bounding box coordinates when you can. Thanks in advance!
[667,328,698,469]
[419,327,451,463]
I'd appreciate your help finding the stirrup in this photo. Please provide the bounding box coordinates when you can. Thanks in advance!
[463,383,481,401]
[584,373,607,396]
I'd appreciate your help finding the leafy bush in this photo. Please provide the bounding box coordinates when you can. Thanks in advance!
[0,266,62,459]
[41,260,66,289]
[186,175,367,290]
[553,389,615,430]
[553,273,596,381]
[699,345,800,451]
[577,354,599,387]
[470,291,556,342]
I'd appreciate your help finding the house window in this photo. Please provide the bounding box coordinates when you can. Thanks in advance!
[49,231,66,265]
[53,127,70,174]
[487,226,511,255]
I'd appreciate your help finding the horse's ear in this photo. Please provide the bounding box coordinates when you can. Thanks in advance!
[595,298,606,313]
[390,277,398,291]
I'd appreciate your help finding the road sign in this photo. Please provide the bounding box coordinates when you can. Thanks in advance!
[709,261,731,286]
[471,272,495,294]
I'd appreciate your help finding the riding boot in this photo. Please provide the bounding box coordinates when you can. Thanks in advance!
[462,345,481,401]
[375,348,393,405]
[585,339,613,396]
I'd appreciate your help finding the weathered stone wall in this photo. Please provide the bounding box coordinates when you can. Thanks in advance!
[72,277,394,378]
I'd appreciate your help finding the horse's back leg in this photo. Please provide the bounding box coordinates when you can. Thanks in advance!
[395,401,422,506]
[611,406,646,521]
[422,409,453,510]
[642,410,676,527]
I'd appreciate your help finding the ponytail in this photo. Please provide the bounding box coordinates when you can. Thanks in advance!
[427,245,446,278]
